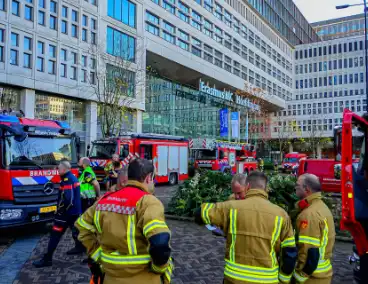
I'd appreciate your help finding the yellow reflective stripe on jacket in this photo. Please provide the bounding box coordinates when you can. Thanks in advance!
[293,271,308,283]
[314,259,332,274]
[101,252,151,265]
[143,219,168,237]
[201,203,214,224]
[224,265,279,283]
[229,208,238,262]
[298,236,320,246]
[278,271,292,282]
[319,219,329,260]
[94,210,102,233]
[165,259,174,283]
[91,246,102,261]
[152,263,167,273]
[270,216,283,267]
[77,216,95,232]
[127,214,137,255]
[225,260,278,275]
[281,237,296,248]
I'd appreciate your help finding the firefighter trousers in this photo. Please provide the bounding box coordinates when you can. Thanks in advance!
[45,214,83,260]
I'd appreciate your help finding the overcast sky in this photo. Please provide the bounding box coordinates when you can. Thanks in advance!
[294,0,364,23]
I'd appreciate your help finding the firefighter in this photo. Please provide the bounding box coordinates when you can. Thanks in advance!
[78,157,100,212]
[195,171,297,284]
[75,158,173,284]
[104,154,121,191]
[228,173,248,200]
[293,174,335,284]
[33,161,84,267]
[212,174,248,237]
[258,158,264,172]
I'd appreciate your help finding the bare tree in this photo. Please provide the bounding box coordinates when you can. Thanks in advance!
[84,42,146,137]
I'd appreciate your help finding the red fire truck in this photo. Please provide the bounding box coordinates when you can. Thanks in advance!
[190,138,257,174]
[281,152,307,173]
[334,109,368,283]
[89,133,189,185]
[0,113,79,227]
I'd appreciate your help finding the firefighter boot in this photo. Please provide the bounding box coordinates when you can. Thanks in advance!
[32,254,52,268]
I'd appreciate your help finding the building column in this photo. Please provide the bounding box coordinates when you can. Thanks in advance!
[85,101,97,150]
[136,110,143,133]
[317,144,322,159]
[20,89,35,118]
[288,143,293,153]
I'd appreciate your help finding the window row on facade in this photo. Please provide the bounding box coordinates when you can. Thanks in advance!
[295,72,365,89]
[2,28,97,83]
[295,40,364,60]
[145,10,292,100]
[4,0,98,45]
[295,88,365,101]
[295,56,364,75]
[148,0,292,72]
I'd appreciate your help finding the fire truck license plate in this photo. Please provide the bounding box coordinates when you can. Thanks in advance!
[39,206,57,213]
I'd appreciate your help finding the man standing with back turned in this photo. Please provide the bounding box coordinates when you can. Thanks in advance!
[75,158,173,284]
[293,174,335,284]
[195,171,297,284]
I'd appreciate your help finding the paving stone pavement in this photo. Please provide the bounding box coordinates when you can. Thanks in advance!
[12,219,354,284]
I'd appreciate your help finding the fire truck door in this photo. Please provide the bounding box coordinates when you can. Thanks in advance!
[139,144,153,160]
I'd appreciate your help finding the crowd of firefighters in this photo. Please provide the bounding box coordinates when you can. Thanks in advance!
[30,153,335,284]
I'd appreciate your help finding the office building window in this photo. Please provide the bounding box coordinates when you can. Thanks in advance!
[38,11,45,25]
[24,37,32,51]
[145,23,159,35]
[12,0,19,16]
[23,53,31,68]
[10,49,18,65]
[82,29,87,41]
[50,0,57,13]
[48,60,55,74]
[106,64,136,97]
[162,31,175,44]
[11,32,18,46]
[60,63,67,77]
[82,15,88,27]
[61,20,67,34]
[108,0,136,28]
[60,48,67,61]
[70,66,77,80]
[37,41,44,54]
[106,27,135,62]
[37,57,44,71]
[146,11,159,25]
[72,10,78,22]
[71,24,78,37]
[25,6,33,21]
[0,0,5,10]
[50,15,57,30]
[62,6,67,17]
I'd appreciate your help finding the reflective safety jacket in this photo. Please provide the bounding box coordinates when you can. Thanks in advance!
[293,192,335,284]
[75,180,173,284]
[198,189,297,284]
[79,166,97,199]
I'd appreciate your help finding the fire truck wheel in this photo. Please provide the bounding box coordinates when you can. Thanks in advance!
[169,173,178,185]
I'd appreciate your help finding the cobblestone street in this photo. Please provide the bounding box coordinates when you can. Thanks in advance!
[0,185,356,284]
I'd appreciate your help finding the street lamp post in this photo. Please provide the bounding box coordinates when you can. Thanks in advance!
[337,1,368,111]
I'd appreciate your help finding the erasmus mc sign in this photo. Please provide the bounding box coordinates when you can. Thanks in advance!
[199,80,260,111]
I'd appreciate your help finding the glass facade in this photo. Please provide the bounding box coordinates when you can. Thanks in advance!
[107,0,136,28]
[0,86,20,110]
[106,27,135,62]
[34,93,86,138]
[245,0,319,45]
[143,75,268,141]
[312,14,366,40]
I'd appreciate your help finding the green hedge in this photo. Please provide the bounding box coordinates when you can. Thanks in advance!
[168,171,300,217]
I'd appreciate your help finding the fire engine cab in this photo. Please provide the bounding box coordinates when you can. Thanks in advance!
[89,133,189,185]
[0,113,79,227]
[190,138,257,174]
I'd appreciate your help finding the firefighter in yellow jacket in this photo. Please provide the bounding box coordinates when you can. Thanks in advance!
[195,171,297,284]
[75,158,173,284]
[293,174,335,284]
